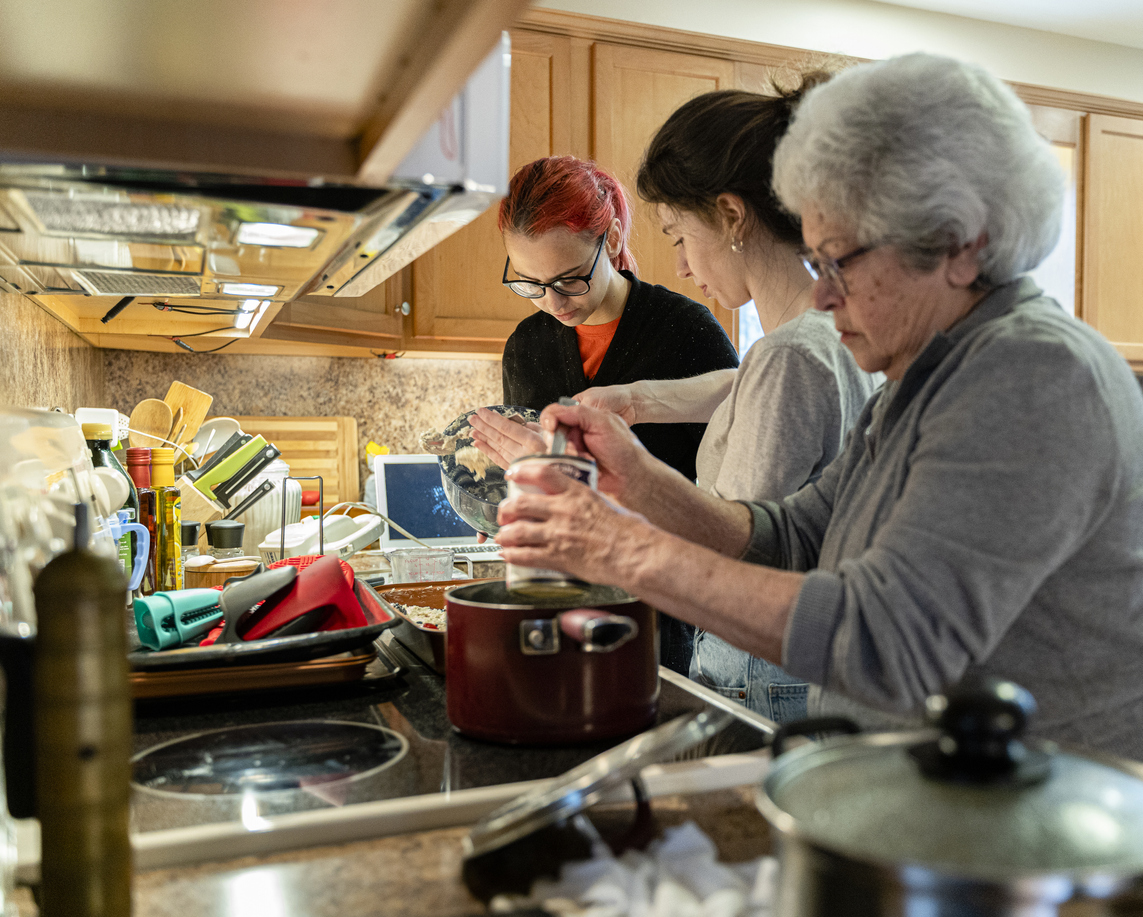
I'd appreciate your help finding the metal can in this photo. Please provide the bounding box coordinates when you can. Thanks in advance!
[505,454,599,598]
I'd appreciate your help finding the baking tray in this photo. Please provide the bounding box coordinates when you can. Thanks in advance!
[374,578,498,675]
[128,579,399,672]
[130,649,378,699]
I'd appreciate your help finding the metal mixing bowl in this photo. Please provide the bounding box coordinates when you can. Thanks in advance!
[438,405,539,536]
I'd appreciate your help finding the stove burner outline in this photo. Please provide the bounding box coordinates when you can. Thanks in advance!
[131,719,409,798]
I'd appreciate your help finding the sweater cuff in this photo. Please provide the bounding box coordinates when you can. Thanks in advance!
[738,501,783,566]
[783,569,844,684]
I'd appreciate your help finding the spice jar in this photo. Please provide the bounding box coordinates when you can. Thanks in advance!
[206,519,245,560]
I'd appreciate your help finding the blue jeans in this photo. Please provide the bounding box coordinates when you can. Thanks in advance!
[689,630,808,724]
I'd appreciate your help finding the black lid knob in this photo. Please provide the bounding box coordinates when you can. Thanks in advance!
[181,520,201,544]
[911,676,1051,786]
[206,519,244,550]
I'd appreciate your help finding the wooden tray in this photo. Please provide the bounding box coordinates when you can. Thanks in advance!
[131,649,376,699]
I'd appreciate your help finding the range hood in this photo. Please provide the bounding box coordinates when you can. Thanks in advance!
[0,33,509,314]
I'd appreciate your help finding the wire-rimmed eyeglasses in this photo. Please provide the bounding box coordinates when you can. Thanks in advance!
[799,244,877,296]
[503,235,607,299]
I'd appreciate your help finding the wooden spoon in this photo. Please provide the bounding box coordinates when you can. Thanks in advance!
[166,406,183,445]
[129,399,173,449]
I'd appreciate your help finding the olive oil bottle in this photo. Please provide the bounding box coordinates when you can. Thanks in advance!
[151,447,183,591]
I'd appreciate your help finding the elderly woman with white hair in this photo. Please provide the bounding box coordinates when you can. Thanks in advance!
[493,52,1143,759]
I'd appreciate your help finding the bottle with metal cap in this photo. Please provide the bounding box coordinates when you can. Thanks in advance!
[82,422,139,580]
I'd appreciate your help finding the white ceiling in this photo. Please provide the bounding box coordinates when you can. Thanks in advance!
[872,0,1143,50]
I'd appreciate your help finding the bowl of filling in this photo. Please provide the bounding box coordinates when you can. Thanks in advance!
[426,405,540,536]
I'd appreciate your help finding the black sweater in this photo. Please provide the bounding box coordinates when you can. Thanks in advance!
[502,272,740,481]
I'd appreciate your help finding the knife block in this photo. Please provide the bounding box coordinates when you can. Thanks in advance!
[177,475,222,555]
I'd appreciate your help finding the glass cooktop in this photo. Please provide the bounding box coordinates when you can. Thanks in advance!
[130,629,770,834]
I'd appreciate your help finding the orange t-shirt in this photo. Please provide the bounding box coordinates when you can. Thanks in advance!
[575,316,621,380]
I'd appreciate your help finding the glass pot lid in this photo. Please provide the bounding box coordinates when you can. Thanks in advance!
[465,708,735,858]
[757,679,1143,878]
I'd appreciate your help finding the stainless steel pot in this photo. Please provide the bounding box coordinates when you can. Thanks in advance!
[755,679,1143,916]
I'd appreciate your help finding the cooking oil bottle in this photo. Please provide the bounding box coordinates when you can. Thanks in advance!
[150,447,182,590]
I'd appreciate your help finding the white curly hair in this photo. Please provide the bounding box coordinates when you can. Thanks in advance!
[772,53,1064,285]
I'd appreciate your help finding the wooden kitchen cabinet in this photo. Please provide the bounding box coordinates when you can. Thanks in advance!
[592,43,738,343]
[1082,114,1143,368]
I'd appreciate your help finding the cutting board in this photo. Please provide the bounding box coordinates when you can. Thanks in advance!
[164,382,213,446]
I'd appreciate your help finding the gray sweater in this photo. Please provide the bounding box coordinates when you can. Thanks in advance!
[744,278,1143,759]
[696,309,882,502]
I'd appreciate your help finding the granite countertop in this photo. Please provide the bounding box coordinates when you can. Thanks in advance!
[15,787,772,917]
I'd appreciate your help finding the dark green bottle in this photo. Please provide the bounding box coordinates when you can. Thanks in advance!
[82,422,139,581]
[32,503,133,917]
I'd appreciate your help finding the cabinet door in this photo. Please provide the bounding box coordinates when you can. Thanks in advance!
[1084,114,1143,366]
[593,44,738,344]
[410,30,576,346]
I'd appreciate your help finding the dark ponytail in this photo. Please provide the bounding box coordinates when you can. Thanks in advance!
[636,73,830,247]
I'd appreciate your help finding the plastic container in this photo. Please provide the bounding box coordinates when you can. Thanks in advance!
[228,459,302,555]
[388,547,455,583]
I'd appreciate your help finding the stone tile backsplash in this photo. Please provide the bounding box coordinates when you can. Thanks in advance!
[0,291,105,411]
[103,350,503,498]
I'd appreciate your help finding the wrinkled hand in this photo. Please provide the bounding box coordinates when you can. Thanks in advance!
[535,401,651,501]
[468,408,547,469]
[496,460,649,586]
[575,384,638,425]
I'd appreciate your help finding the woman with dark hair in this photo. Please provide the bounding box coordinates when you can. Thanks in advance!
[475,84,881,722]
[496,155,740,673]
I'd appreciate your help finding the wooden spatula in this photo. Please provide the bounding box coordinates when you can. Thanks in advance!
[164,382,213,445]
[129,399,173,449]
[166,407,183,444]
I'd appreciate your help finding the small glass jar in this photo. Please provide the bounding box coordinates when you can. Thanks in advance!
[180,520,201,567]
[206,520,245,560]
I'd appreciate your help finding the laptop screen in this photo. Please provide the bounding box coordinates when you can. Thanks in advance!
[374,454,481,548]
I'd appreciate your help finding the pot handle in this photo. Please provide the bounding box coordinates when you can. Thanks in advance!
[558,609,638,653]
[770,716,862,758]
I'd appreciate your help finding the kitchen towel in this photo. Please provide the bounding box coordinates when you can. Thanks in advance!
[489,821,776,917]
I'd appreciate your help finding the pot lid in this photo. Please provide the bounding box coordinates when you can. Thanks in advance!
[758,679,1143,877]
[465,708,735,859]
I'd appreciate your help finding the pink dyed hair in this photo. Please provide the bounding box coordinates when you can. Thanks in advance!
[497,156,637,274]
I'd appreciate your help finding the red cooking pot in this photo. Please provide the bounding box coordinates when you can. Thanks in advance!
[445,580,659,744]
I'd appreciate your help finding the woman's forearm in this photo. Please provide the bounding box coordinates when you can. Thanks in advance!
[629,370,737,424]
[604,516,802,662]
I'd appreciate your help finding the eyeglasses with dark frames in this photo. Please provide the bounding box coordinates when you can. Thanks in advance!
[799,244,877,296]
[503,235,607,299]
